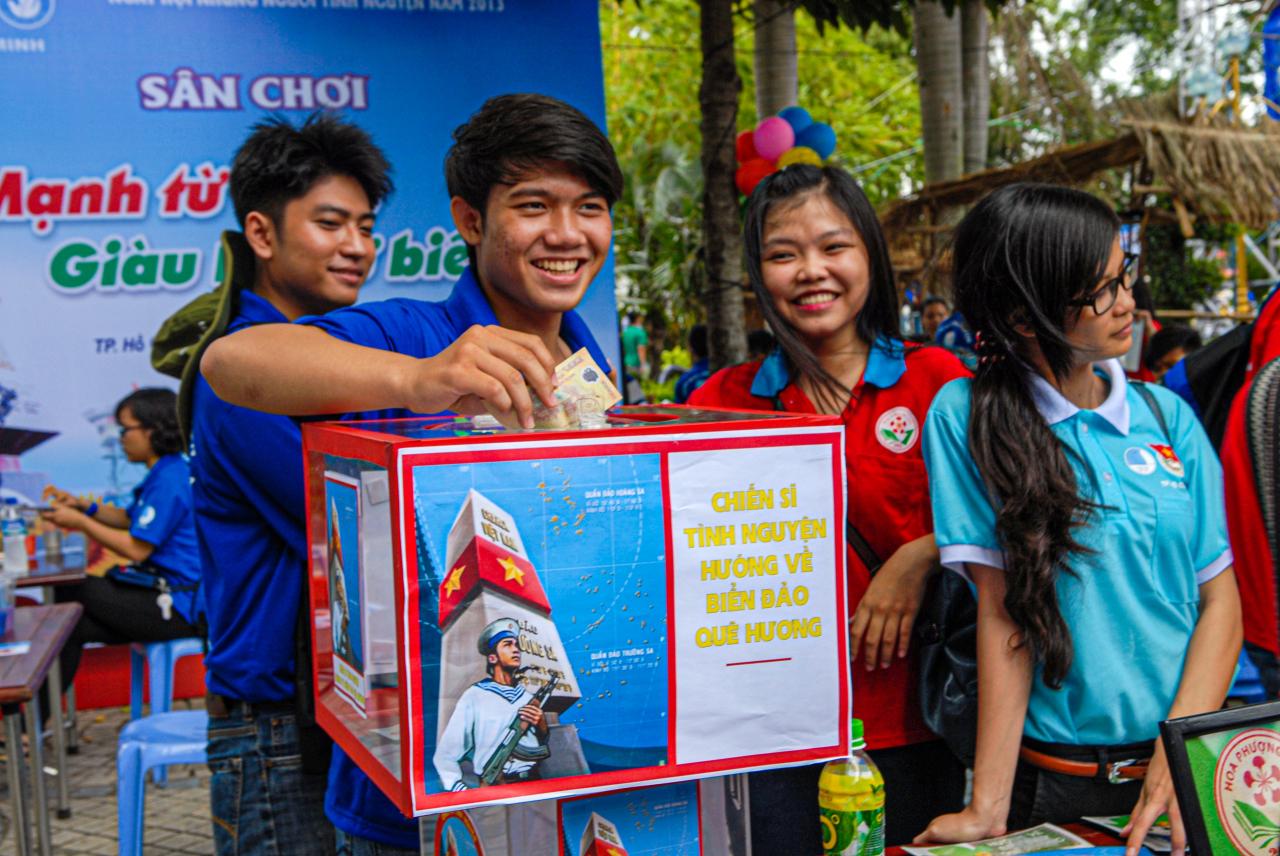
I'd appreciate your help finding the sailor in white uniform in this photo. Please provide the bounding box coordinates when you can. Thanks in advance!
[434,618,550,790]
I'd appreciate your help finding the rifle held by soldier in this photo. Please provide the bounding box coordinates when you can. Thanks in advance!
[479,670,559,785]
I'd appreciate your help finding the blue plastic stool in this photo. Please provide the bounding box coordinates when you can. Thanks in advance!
[116,710,208,856]
[129,637,203,785]
[1230,647,1269,703]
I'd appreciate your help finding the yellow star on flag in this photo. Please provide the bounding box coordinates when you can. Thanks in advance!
[499,555,525,586]
[443,565,464,597]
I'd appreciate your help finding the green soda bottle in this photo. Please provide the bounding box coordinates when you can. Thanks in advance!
[818,718,885,855]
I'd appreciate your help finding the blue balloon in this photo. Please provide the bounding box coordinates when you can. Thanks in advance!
[778,105,813,134]
[796,122,836,160]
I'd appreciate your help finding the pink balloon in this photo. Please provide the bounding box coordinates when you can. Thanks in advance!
[753,117,795,162]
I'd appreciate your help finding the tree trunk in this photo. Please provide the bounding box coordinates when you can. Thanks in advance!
[961,0,990,175]
[913,0,964,184]
[700,0,748,370]
[753,0,798,119]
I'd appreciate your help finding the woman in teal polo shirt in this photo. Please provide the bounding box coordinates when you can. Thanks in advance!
[916,184,1241,856]
[42,388,202,689]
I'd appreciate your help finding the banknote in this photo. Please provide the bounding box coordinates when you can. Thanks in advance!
[549,348,621,412]
[486,348,621,430]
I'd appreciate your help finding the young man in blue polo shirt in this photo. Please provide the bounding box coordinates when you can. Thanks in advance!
[201,93,623,855]
[156,114,393,856]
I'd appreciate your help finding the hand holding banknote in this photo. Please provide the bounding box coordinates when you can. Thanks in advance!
[486,347,621,430]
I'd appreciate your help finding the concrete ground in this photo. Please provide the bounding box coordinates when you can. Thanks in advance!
[0,699,212,856]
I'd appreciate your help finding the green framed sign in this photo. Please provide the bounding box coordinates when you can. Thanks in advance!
[1161,700,1280,855]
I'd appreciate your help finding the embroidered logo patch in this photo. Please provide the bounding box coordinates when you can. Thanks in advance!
[875,406,918,454]
[1215,728,1280,855]
[1123,447,1157,476]
[1149,444,1186,478]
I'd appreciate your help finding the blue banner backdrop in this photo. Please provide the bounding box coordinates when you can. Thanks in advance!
[0,0,617,501]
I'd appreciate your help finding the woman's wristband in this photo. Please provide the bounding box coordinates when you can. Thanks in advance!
[84,501,99,518]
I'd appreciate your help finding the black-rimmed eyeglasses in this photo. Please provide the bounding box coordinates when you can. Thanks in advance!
[1069,252,1140,316]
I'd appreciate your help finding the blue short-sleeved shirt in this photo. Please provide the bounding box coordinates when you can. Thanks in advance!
[924,359,1233,746]
[129,453,202,623]
[301,268,611,848]
[191,291,310,703]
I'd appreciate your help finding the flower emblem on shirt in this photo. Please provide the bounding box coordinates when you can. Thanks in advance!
[1148,444,1186,479]
[1217,729,1280,855]
[875,406,919,454]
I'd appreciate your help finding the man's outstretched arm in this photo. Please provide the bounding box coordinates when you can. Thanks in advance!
[201,322,558,427]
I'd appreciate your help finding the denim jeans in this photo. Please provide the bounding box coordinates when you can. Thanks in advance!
[208,702,335,856]
[335,828,418,856]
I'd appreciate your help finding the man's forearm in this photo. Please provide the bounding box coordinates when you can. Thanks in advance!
[201,323,420,415]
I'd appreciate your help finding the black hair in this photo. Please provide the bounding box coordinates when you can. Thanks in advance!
[923,295,950,311]
[230,113,394,228]
[952,182,1120,688]
[116,388,183,457]
[1145,324,1202,372]
[747,329,776,359]
[742,164,898,411]
[445,93,623,215]
[688,324,708,359]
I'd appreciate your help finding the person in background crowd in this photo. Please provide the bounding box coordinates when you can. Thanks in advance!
[921,296,950,341]
[689,164,970,848]
[200,93,622,856]
[674,324,710,404]
[935,305,977,370]
[1144,324,1202,383]
[621,309,649,403]
[153,114,393,855]
[747,328,775,361]
[917,184,1241,856]
[42,388,202,691]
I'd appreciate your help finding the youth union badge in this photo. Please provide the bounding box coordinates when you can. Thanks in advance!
[1215,728,1280,855]
[1123,447,1157,476]
[0,0,55,31]
[1149,443,1186,478]
[875,406,918,454]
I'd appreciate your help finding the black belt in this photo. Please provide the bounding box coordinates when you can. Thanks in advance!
[205,692,297,719]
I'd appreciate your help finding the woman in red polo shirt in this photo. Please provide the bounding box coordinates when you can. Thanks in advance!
[689,164,969,849]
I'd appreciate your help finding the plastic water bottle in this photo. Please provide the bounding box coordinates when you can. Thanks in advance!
[819,718,885,855]
[1,499,29,573]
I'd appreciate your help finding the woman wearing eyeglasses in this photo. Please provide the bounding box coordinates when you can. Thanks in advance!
[42,388,202,690]
[916,184,1240,856]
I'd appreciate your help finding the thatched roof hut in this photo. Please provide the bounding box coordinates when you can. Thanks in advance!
[882,98,1280,284]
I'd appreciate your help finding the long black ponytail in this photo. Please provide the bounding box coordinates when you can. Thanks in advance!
[951,183,1119,688]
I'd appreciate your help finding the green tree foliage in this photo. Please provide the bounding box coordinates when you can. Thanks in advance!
[1145,223,1230,310]
[602,1,923,331]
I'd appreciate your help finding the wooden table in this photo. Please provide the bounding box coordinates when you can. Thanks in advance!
[13,546,87,819]
[0,603,82,856]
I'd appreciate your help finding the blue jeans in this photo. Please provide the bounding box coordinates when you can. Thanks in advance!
[208,702,335,856]
[335,828,419,856]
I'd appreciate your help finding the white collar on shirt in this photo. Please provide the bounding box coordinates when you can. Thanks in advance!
[1026,358,1131,435]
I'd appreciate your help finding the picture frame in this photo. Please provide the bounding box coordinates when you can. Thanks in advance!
[1160,699,1280,855]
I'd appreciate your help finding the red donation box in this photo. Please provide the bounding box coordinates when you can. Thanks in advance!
[303,405,851,815]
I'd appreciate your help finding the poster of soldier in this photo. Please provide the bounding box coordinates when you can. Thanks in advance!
[305,413,851,814]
